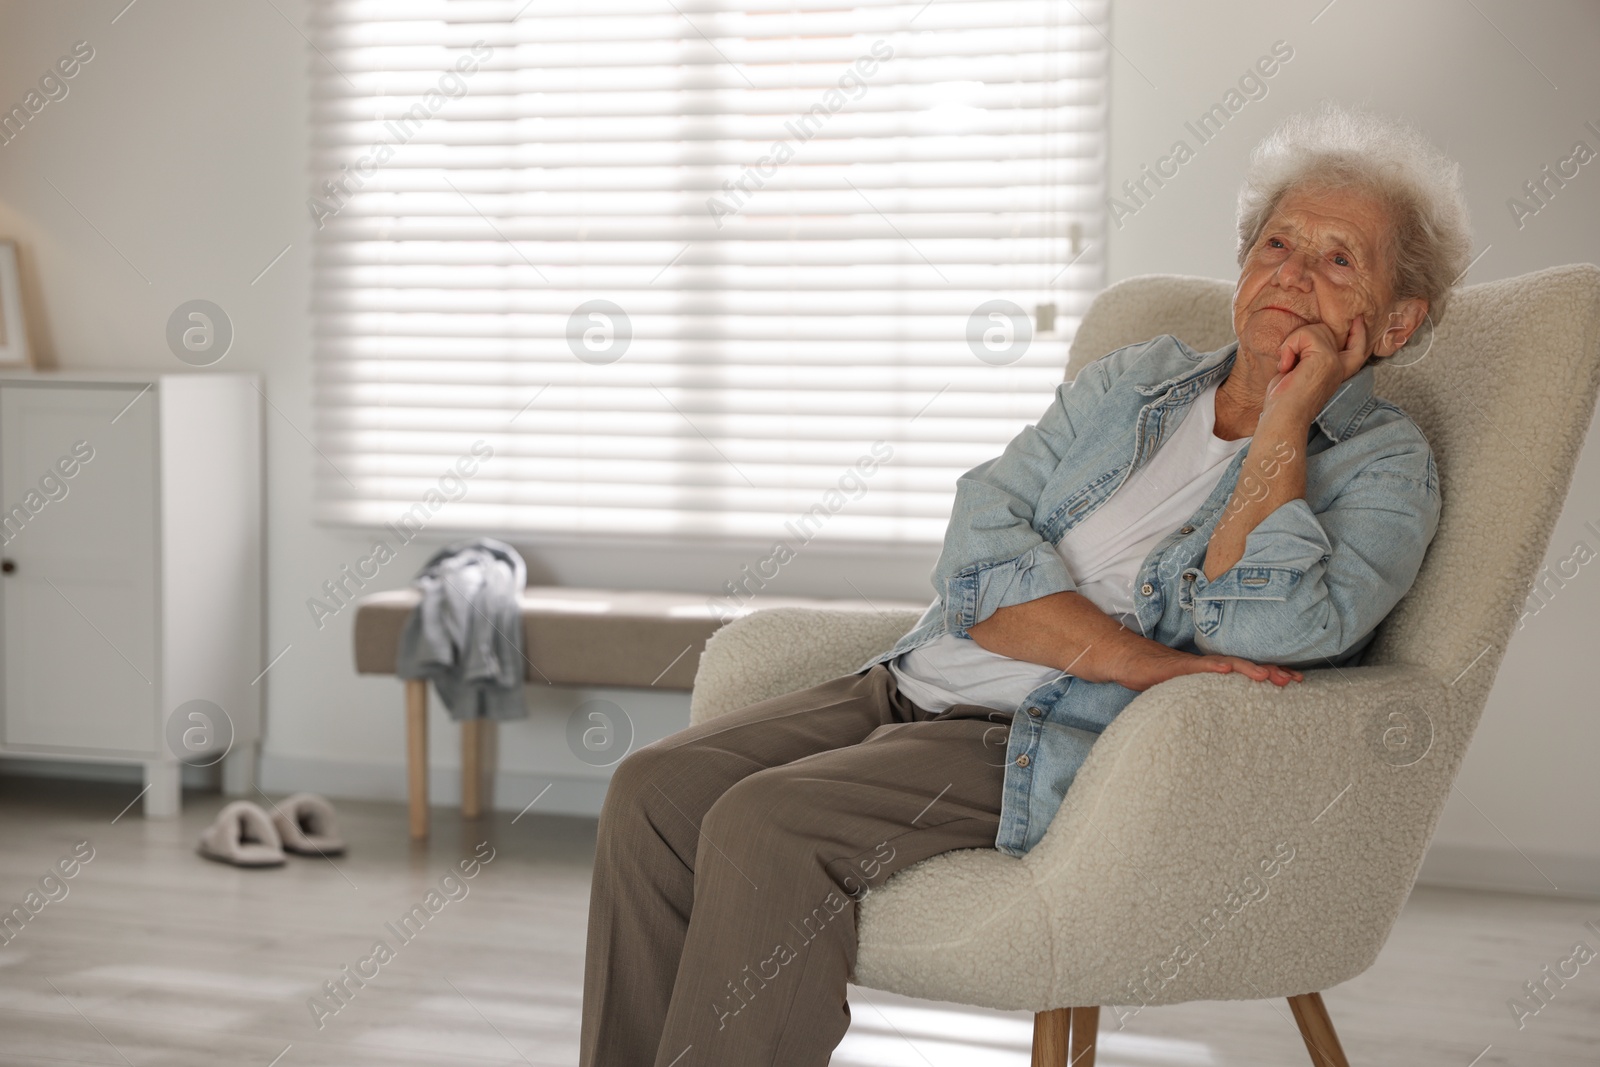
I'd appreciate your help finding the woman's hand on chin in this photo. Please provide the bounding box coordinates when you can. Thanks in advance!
[1262,313,1369,426]
[1103,640,1303,692]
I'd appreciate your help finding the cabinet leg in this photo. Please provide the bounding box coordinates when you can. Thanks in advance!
[407,680,429,839]
[222,741,257,796]
[143,761,180,818]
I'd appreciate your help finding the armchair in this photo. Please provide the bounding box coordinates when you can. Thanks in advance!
[688,266,1600,1065]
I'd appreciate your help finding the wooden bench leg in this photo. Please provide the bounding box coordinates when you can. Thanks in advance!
[406,679,429,839]
[462,717,483,819]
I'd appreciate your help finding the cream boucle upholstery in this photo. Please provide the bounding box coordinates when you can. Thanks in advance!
[687,606,928,721]
[689,266,1600,1011]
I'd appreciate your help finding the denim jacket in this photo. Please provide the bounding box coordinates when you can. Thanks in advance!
[859,335,1441,857]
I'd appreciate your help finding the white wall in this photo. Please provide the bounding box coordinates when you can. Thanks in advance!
[0,0,1595,895]
[1106,0,1600,896]
[0,0,942,828]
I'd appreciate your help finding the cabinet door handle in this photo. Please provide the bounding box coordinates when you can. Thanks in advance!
[1,560,14,574]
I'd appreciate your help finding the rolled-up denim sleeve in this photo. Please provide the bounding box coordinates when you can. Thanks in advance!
[1188,452,1441,665]
[931,339,1153,633]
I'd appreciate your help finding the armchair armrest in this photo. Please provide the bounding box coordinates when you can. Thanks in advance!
[1037,663,1460,999]
[689,606,924,725]
[854,662,1463,1009]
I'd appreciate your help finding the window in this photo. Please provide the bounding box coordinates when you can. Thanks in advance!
[309,0,1107,544]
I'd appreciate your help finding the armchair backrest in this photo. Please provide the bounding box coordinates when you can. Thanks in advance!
[1066,267,1600,718]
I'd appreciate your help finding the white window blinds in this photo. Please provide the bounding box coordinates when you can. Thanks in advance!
[309,0,1107,544]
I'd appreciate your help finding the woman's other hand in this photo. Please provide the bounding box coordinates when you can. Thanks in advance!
[1097,640,1303,692]
[965,592,1304,692]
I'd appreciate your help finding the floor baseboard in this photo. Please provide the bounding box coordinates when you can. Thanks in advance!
[0,756,219,789]
[24,752,1593,900]
[253,755,1600,900]
[258,752,610,820]
[1415,841,1600,900]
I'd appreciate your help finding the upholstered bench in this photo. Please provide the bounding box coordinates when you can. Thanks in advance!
[353,586,927,837]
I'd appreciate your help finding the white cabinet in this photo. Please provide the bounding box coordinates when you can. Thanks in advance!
[0,372,261,817]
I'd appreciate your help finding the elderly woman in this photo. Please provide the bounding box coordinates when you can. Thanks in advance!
[580,105,1471,1067]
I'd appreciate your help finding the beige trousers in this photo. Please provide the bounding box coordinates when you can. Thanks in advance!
[579,665,1014,1067]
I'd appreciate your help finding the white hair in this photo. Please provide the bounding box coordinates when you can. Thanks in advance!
[1236,104,1474,330]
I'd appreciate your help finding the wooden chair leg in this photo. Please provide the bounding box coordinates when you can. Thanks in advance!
[1069,1005,1098,1066]
[461,717,483,819]
[1032,1008,1070,1067]
[1032,1006,1098,1067]
[1288,991,1351,1067]
[406,679,429,839]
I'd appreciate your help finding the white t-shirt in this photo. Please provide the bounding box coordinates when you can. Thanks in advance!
[891,381,1251,713]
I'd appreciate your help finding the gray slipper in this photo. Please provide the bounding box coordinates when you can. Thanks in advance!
[198,801,286,867]
[270,793,347,857]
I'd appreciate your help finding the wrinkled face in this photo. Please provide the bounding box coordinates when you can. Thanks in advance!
[1232,185,1399,363]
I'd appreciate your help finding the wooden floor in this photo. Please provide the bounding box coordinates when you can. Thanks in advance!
[0,778,1595,1066]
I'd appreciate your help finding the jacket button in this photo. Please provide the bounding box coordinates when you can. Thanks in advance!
[1179,525,1195,534]
[1015,754,1031,767]
[1182,570,1196,581]
[1140,582,1154,596]
[1027,706,1042,717]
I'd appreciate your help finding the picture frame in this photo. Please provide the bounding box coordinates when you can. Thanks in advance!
[0,240,33,367]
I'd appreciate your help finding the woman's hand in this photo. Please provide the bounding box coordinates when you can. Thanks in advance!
[1262,313,1368,427]
[965,593,1304,691]
[1094,640,1303,692]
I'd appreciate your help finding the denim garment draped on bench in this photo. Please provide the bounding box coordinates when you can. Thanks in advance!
[396,537,528,721]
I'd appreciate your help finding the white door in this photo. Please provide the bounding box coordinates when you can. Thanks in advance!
[0,384,159,754]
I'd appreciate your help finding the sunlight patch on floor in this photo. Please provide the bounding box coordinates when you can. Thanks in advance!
[835,996,1217,1067]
